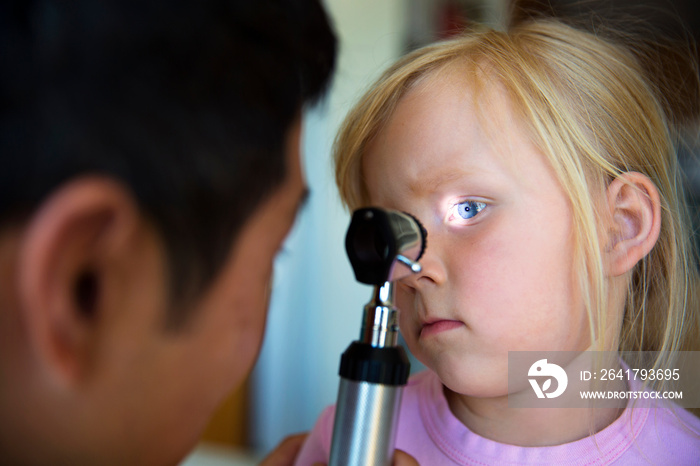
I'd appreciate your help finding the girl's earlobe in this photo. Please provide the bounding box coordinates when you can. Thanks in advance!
[604,172,662,277]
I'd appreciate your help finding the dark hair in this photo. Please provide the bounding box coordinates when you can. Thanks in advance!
[0,0,336,325]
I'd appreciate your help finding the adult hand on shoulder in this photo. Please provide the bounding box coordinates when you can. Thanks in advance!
[260,433,309,466]
[311,449,420,466]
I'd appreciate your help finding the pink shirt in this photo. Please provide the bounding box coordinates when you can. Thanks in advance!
[295,370,700,465]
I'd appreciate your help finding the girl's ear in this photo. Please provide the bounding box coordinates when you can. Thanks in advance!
[603,172,661,277]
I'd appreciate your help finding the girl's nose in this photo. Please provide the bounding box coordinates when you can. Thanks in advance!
[399,232,446,289]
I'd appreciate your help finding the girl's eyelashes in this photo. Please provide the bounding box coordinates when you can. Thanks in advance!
[450,200,487,221]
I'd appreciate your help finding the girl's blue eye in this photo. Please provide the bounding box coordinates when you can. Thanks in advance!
[456,200,486,220]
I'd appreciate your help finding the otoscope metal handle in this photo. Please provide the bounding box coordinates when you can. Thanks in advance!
[329,377,403,466]
[329,339,409,466]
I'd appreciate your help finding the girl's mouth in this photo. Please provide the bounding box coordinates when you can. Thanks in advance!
[420,319,463,337]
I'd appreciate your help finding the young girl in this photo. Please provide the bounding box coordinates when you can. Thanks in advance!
[297,19,700,464]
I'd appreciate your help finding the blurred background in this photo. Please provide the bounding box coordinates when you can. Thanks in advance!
[181,0,700,464]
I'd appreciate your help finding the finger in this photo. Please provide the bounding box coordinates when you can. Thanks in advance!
[259,432,309,466]
[392,449,420,466]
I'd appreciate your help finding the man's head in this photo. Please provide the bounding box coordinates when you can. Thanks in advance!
[1,0,335,323]
[0,0,335,463]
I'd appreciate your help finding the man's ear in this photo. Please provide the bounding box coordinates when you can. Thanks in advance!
[603,172,661,277]
[18,176,140,386]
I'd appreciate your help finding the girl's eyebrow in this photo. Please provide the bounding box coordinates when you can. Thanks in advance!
[408,169,476,196]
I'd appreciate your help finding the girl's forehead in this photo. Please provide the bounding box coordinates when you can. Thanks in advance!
[398,64,521,138]
[363,65,553,201]
[382,65,535,167]
[368,68,583,219]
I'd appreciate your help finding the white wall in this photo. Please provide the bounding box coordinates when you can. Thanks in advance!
[251,0,409,454]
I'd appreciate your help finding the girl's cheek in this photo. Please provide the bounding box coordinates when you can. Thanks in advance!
[396,300,415,338]
[396,291,414,324]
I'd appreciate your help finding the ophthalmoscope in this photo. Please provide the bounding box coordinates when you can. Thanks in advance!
[329,207,427,466]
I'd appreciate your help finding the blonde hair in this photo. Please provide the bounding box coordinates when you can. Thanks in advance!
[334,20,699,372]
